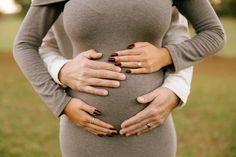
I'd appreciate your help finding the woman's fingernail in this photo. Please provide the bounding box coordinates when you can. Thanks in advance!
[111,132,119,136]
[108,57,116,62]
[94,111,101,116]
[126,69,131,74]
[98,134,105,137]
[127,43,135,49]
[94,109,102,115]
[114,62,121,66]
[110,53,118,57]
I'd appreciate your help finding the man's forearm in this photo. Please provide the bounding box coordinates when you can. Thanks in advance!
[39,47,70,87]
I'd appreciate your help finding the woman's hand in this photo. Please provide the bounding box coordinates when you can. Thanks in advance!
[59,49,126,96]
[108,42,173,74]
[63,98,118,137]
[119,87,179,136]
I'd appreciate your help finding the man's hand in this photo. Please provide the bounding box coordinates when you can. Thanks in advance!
[119,87,180,136]
[64,98,118,137]
[59,49,126,96]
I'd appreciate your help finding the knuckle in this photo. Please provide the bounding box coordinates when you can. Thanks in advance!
[82,60,90,67]
[80,69,87,77]
[80,117,88,124]
[150,109,157,116]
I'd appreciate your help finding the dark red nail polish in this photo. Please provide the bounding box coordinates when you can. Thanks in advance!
[127,43,135,49]
[94,111,101,116]
[114,62,121,66]
[95,109,101,113]
[126,69,131,73]
[98,134,104,137]
[110,128,117,131]
[111,132,119,136]
[108,57,116,62]
[94,109,102,115]
[110,53,118,57]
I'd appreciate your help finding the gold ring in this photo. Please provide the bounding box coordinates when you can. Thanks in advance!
[90,117,96,124]
[146,123,152,129]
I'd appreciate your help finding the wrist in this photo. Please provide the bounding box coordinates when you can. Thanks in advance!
[162,87,180,110]
[58,61,70,85]
[63,98,75,115]
[160,48,173,67]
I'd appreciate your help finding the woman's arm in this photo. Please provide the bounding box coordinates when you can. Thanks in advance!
[13,2,71,117]
[165,0,226,72]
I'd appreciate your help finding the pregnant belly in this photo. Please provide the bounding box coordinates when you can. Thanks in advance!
[66,69,164,129]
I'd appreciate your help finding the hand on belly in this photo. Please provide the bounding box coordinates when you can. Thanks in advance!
[61,42,166,136]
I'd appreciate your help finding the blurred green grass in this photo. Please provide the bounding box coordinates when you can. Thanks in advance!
[0,16,22,53]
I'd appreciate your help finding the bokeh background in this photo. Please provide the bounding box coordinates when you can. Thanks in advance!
[0,0,235,156]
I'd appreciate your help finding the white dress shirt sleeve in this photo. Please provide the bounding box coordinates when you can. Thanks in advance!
[39,28,70,87]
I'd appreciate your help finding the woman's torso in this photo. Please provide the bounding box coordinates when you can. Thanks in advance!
[62,0,173,128]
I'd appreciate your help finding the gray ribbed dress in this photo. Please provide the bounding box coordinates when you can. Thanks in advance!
[13,0,225,156]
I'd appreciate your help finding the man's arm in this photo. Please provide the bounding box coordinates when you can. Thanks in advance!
[161,8,193,108]
[39,28,70,87]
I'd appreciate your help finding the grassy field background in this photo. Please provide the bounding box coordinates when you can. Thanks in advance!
[0,15,236,157]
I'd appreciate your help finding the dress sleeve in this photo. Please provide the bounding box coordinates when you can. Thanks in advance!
[164,0,226,72]
[13,2,72,117]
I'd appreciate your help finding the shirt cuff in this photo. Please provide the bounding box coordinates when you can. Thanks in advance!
[48,58,71,88]
[161,79,190,109]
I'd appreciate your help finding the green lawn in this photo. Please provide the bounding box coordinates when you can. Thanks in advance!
[0,16,22,53]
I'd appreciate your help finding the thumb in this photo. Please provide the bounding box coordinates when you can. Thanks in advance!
[81,49,103,60]
[137,88,160,104]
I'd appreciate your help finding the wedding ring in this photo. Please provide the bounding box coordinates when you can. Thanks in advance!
[137,62,142,67]
[90,117,96,124]
[146,123,152,129]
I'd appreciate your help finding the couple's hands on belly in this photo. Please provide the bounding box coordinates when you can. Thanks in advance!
[119,87,180,136]
[59,49,126,96]
[60,44,176,137]
[108,42,173,74]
